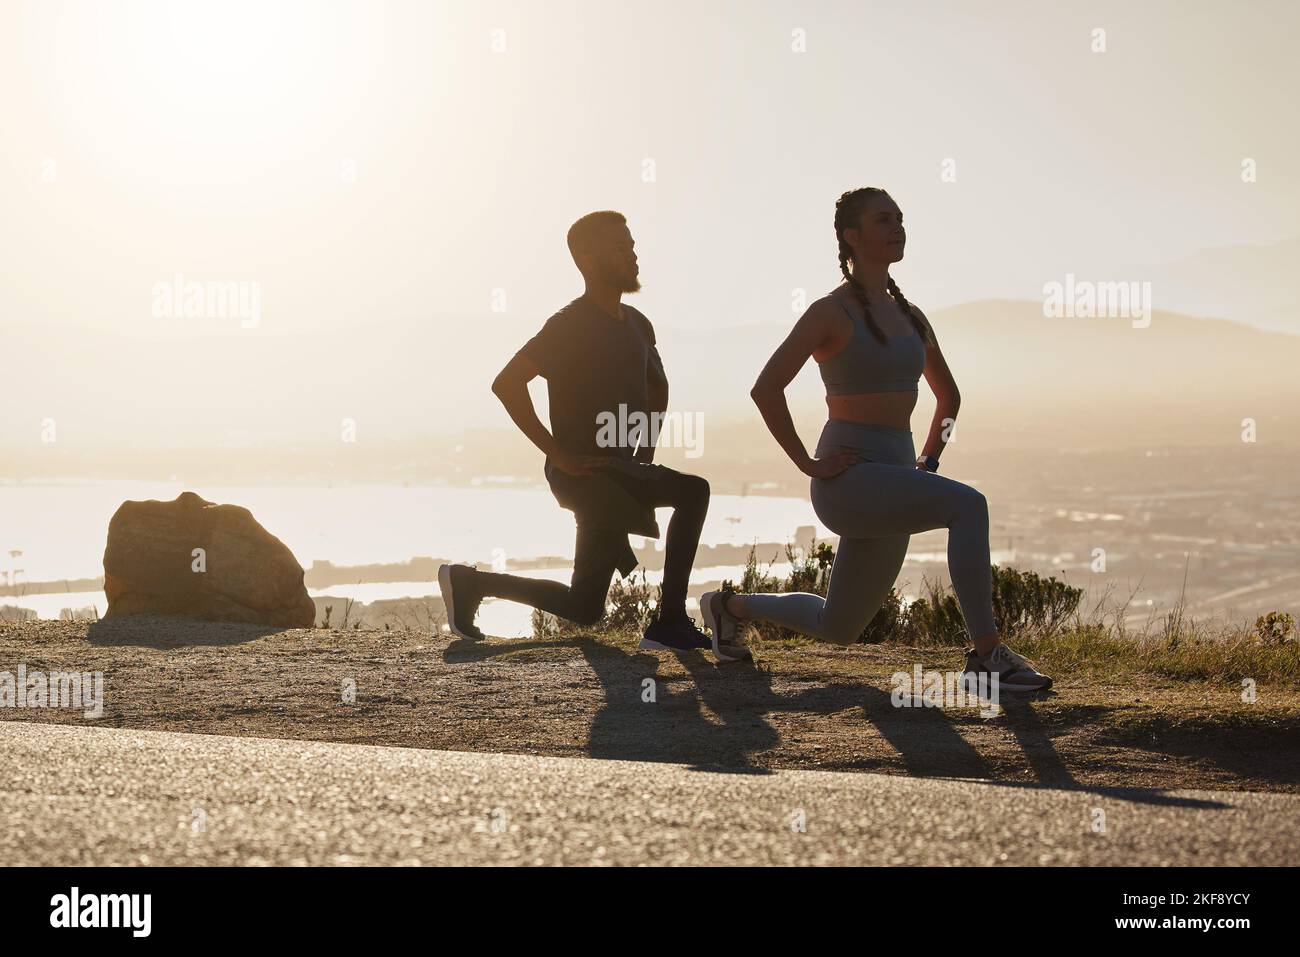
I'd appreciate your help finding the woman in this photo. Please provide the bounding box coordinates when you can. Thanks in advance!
[700,187,1051,691]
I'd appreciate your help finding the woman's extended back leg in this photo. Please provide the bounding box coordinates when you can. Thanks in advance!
[737,534,910,645]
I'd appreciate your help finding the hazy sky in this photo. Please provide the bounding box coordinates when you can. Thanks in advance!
[2,0,1297,448]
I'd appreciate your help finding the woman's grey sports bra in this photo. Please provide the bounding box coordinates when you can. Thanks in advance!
[818,293,926,395]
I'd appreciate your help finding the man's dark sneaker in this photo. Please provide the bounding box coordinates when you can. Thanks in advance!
[961,642,1053,693]
[699,588,753,663]
[639,612,711,652]
[438,563,486,641]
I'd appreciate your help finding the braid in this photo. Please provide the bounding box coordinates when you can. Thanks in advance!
[835,189,888,345]
[834,187,931,346]
[888,276,933,347]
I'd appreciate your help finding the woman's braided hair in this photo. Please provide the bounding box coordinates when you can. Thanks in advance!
[834,187,933,347]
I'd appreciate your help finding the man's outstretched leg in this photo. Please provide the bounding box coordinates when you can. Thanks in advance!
[440,464,720,654]
[439,524,623,640]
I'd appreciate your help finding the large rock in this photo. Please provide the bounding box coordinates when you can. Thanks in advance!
[102,491,315,627]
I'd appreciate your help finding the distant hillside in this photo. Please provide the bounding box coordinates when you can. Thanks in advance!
[1119,235,1300,335]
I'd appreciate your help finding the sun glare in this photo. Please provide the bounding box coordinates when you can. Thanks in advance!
[36,0,379,169]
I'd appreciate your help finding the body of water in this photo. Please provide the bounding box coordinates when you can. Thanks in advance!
[0,480,834,615]
[0,479,839,581]
[0,481,1028,636]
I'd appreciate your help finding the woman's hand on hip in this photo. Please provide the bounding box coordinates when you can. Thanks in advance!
[803,450,861,478]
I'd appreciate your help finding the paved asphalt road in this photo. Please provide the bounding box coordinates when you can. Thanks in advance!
[1,722,1296,865]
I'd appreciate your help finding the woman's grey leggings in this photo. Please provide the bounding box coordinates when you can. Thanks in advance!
[741,419,996,644]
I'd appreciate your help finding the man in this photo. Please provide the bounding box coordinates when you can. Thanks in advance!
[439,211,740,657]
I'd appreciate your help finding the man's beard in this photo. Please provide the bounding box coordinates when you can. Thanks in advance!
[603,263,640,293]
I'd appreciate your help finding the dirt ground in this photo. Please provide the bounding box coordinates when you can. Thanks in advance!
[3,618,1298,794]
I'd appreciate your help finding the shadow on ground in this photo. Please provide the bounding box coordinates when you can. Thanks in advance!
[87,616,285,648]
[445,635,1234,808]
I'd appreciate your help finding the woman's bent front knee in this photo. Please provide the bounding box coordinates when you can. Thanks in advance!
[949,484,989,524]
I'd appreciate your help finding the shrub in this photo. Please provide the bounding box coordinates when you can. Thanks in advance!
[1255,611,1295,645]
[990,564,1082,639]
[603,568,659,633]
[531,567,660,639]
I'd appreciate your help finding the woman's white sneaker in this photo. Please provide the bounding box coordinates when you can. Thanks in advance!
[699,588,753,663]
[962,642,1053,692]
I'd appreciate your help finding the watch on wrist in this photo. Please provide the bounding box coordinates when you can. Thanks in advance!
[916,454,940,473]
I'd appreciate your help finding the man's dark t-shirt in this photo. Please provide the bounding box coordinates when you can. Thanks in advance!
[517,295,666,459]
[515,295,670,576]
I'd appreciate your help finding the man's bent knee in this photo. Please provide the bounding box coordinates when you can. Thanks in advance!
[676,472,710,503]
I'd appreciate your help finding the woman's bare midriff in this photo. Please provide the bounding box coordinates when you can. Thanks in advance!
[825,391,917,431]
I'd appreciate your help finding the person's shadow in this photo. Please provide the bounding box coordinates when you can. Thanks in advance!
[446,633,999,778]
[446,633,784,772]
[445,631,1243,808]
[582,640,780,772]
